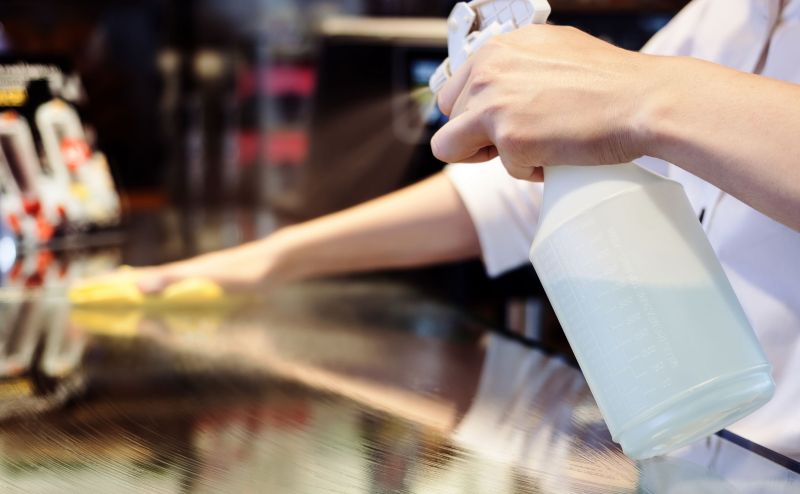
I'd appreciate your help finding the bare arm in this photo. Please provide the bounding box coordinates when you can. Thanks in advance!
[138,172,481,292]
[640,56,800,230]
[432,25,800,231]
[271,172,480,281]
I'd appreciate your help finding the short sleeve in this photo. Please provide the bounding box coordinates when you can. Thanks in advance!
[640,0,709,55]
[445,159,543,277]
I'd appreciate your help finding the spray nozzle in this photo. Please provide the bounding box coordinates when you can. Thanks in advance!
[429,0,551,95]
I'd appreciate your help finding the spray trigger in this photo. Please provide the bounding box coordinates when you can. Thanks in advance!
[429,0,551,94]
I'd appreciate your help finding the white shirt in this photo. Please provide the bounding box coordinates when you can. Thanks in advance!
[446,0,800,460]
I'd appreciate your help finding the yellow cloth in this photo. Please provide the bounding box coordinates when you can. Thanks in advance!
[161,278,224,303]
[68,278,144,306]
[69,309,143,337]
[69,275,224,307]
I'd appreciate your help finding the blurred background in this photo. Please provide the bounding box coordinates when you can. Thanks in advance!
[6,4,800,492]
[0,0,690,328]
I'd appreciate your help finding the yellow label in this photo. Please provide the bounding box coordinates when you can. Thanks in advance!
[0,88,28,106]
[70,183,90,200]
[0,378,34,398]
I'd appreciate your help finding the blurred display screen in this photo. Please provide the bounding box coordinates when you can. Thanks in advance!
[409,58,448,128]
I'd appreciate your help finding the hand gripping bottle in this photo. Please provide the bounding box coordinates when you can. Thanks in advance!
[431,0,774,459]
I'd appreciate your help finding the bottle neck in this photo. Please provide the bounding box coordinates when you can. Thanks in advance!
[537,163,668,240]
[543,163,648,192]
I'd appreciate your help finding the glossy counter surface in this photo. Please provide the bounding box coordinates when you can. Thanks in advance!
[0,207,798,493]
[0,276,798,493]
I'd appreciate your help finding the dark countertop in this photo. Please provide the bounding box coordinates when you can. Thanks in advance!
[0,210,797,493]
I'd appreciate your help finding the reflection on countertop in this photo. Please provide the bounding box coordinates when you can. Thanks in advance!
[0,277,797,493]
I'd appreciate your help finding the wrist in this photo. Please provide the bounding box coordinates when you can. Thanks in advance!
[260,225,309,285]
[629,55,697,162]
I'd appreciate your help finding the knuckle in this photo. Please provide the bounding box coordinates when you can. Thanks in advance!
[469,66,495,92]
[482,100,503,120]
[494,125,523,154]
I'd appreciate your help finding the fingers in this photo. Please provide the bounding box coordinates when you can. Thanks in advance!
[136,267,178,294]
[437,57,473,117]
[498,152,545,182]
[431,111,494,163]
[459,146,499,163]
[433,37,550,180]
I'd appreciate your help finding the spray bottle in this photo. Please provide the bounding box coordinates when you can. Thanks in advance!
[430,0,774,459]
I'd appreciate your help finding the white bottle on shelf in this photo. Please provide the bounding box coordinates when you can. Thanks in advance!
[35,99,121,227]
[0,112,62,245]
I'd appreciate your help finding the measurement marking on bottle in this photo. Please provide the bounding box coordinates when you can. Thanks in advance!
[532,211,681,424]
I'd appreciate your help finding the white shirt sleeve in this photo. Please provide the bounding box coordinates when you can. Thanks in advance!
[639,0,709,56]
[445,159,543,277]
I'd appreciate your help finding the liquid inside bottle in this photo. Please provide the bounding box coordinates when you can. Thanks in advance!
[529,163,774,459]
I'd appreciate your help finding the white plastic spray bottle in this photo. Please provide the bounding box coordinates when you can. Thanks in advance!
[430,0,774,460]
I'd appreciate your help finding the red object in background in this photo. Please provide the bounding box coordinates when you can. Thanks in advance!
[237,130,310,167]
[7,213,21,234]
[22,198,41,216]
[60,138,92,172]
[9,256,23,281]
[28,249,55,288]
[237,65,317,100]
[237,131,259,167]
[265,130,308,165]
[235,64,315,169]
[236,67,256,101]
[3,212,54,244]
[35,249,54,273]
[265,66,316,97]
[24,271,43,288]
[9,250,57,289]
[35,216,54,242]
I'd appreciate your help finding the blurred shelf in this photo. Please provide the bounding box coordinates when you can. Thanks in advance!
[551,0,690,12]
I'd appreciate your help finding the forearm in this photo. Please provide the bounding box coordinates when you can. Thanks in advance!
[266,172,481,283]
[638,55,800,230]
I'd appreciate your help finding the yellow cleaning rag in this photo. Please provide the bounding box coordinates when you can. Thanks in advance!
[69,270,224,307]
